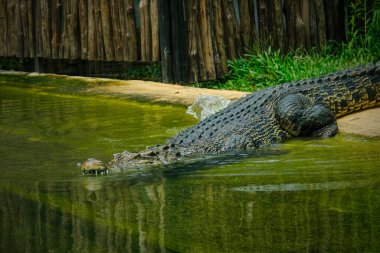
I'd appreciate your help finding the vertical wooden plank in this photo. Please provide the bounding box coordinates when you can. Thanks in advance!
[150,0,159,61]
[258,0,268,41]
[213,0,227,74]
[0,0,6,56]
[187,0,199,82]
[310,0,318,47]
[284,0,296,50]
[222,0,237,59]
[323,0,345,42]
[118,0,128,61]
[110,0,124,61]
[195,3,206,82]
[273,0,287,50]
[230,0,241,56]
[239,0,251,51]
[19,0,26,57]
[187,0,207,83]
[87,0,97,60]
[28,0,35,58]
[179,0,189,83]
[94,0,104,60]
[69,0,80,59]
[249,0,259,44]
[158,0,173,82]
[60,0,69,58]
[300,0,311,48]
[314,0,326,47]
[199,0,215,79]
[140,0,147,61]
[32,0,39,70]
[100,0,115,61]
[295,0,306,48]
[15,0,23,57]
[37,0,44,57]
[6,0,16,56]
[209,0,223,78]
[79,0,88,60]
[140,0,152,61]
[50,0,59,59]
[169,0,188,83]
[40,0,51,58]
[323,0,334,41]
[124,0,137,61]
[24,0,33,57]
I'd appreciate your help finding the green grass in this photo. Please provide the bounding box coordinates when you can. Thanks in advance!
[195,40,378,92]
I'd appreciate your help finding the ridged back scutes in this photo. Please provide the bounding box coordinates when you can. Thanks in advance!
[170,62,379,151]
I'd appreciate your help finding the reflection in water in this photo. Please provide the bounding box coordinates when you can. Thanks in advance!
[232,181,360,192]
[0,178,169,253]
[1,171,379,252]
[0,84,380,252]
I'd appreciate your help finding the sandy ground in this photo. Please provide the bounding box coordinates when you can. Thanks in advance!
[86,80,246,105]
[1,71,379,137]
[336,108,380,137]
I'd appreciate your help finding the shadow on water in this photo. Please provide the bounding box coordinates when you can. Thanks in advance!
[1,81,380,252]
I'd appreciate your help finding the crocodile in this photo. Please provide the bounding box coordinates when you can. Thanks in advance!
[84,62,380,173]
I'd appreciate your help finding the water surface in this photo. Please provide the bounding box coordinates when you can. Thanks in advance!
[0,84,379,252]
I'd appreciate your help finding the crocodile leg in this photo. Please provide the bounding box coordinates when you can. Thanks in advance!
[276,93,338,138]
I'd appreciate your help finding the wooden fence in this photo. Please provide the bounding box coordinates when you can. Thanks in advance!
[0,0,347,83]
[0,0,160,62]
[161,0,346,83]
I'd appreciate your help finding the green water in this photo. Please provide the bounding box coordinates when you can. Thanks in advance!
[0,84,379,252]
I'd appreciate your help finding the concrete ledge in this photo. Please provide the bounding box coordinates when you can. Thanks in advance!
[337,108,380,137]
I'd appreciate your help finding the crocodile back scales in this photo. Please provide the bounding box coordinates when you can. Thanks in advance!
[169,63,380,152]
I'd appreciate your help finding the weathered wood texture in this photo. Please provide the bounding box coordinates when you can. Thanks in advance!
[162,0,346,83]
[0,0,348,83]
[0,0,158,62]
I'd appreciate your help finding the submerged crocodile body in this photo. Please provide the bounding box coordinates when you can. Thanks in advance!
[90,62,379,173]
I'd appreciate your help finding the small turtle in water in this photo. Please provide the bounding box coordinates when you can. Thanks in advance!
[79,158,108,175]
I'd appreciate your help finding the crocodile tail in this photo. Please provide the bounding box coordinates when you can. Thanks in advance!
[321,63,380,118]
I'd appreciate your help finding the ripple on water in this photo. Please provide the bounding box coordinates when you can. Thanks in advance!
[231,181,366,192]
